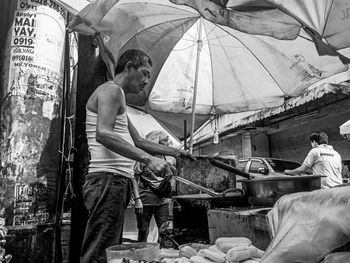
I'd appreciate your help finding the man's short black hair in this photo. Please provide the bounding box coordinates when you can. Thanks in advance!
[309,131,328,144]
[114,49,152,76]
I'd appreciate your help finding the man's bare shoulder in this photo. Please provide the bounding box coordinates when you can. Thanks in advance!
[87,81,124,111]
[96,81,123,99]
[95,82,125,106]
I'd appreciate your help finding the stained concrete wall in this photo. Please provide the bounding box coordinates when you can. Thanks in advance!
[251,132,270,157]
[196,135,243,158]
[195,132,270,159]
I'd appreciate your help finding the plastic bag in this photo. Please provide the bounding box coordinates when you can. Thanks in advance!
[261,186,350,263]
[322,252,350,263]
[147,217,159,243]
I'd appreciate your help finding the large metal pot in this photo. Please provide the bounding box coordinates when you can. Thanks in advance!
[209,159,324,207]
[239,176,324,207]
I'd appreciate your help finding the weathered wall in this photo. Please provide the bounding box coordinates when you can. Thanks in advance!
[269,99,350,175]
[195,132,270,159]
[196,135,243,158]
[251,132,270,157]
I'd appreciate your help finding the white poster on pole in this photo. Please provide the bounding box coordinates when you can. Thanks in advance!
[2,0,66,226]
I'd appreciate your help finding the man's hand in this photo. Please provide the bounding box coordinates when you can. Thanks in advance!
[284,169,294,175]
[177,150,196,161]
[135,198,143,214]
[284,164,308,175]
[144,156,177,178]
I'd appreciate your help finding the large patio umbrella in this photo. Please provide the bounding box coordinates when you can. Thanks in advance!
[70,0,350,151]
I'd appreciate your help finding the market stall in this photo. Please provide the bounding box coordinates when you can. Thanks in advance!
[65,0,350,263]
[2,0,350,262]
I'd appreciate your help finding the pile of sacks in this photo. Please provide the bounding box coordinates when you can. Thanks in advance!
[262,186,350,263]
[160,237,264,263]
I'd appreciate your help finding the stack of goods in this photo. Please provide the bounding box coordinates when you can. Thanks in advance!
[263,186,350,262]
[159,237,264,263]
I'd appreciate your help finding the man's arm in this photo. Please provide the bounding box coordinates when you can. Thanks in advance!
[285,150,315,175]
[95,84,173,173]
[284,164,309,175]
[128,118,194,159]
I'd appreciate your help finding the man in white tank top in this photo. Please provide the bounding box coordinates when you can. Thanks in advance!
[81,49,194,263]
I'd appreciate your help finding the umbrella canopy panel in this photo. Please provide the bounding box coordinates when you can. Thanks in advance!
[264,0,350,50]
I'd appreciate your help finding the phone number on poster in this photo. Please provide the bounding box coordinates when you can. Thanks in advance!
[13,37,35,47]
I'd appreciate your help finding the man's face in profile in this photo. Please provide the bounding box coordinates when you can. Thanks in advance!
[124,62,151,94]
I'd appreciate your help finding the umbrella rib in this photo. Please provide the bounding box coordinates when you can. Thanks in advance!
[217,26,287,95]
[204,29,216,40]
[205,34,232,42]
[173,42,198,52]
[181,38,198,42]
[202,22,216,113]
[124,2,199,16]
[298,34,313,42]
[121,16,199,53]
[140,17,200,97]
[192,117,215,138]
[202,24,217,41]
[144,18,199,53]
[203,43,244,48]
[206,24,256,107]
[184,33,198,42]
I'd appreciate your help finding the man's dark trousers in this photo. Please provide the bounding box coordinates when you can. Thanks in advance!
[80,172,131,263]
[136,204,169,242]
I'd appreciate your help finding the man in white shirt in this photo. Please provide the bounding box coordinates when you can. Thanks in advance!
[284,131,342,188]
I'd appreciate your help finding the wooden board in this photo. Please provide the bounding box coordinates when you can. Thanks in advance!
[207,209,271,250]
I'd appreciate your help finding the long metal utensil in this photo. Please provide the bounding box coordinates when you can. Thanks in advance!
[173,176,221,198]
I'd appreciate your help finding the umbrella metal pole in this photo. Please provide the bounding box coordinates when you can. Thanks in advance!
[189,18,203,153]
[184,120,187,150]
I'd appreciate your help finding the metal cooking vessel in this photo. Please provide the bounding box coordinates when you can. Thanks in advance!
[173,175,245,198]
[209,159,324,207]
[238,176,324,207]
